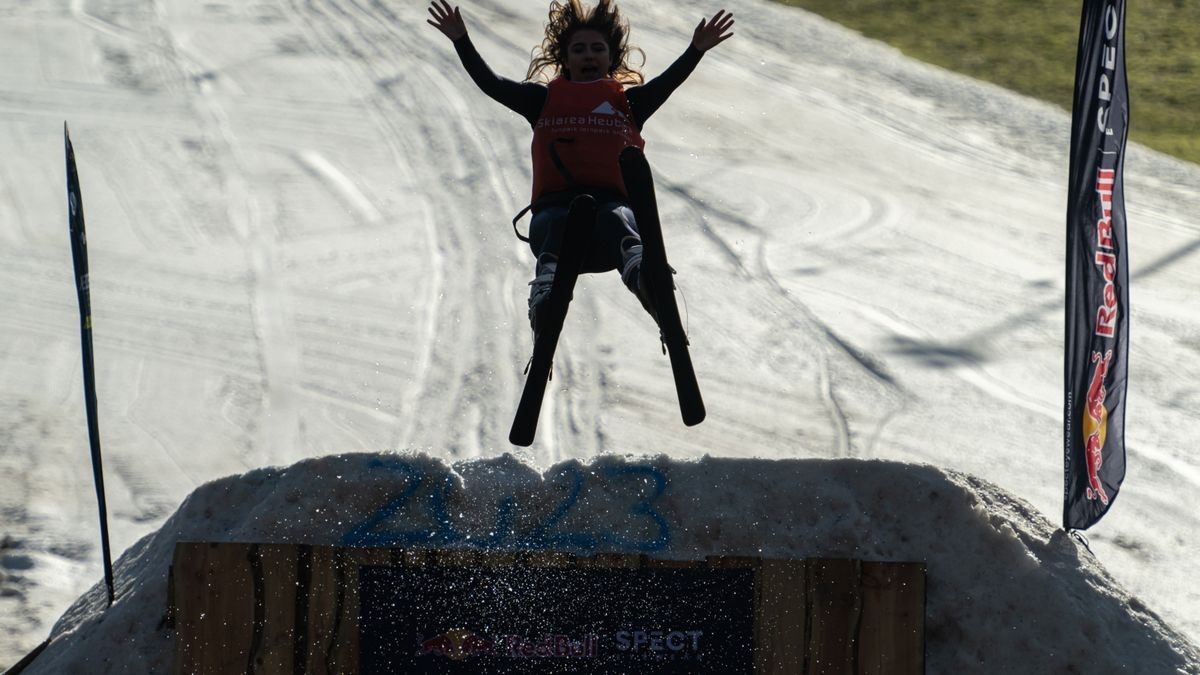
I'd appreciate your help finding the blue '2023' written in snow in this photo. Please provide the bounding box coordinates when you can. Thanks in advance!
[342,458,671,552]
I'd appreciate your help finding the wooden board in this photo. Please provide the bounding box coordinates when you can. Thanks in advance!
[169,544,923,674]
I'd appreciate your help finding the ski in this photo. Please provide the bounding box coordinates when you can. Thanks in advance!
[619,147,706,426]
[509,194,595,446]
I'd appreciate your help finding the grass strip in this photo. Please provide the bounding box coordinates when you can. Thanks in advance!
[773,0,1200,164]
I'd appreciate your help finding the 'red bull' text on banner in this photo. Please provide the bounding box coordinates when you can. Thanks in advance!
[1064,0,1130,531]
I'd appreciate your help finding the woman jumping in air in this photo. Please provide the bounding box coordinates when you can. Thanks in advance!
[427,0,734,330]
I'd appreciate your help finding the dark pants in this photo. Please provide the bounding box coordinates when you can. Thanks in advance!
[528,200,640,274]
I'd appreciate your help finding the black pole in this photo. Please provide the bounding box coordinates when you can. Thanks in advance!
[3,637,51,674]
[64,122,115,606]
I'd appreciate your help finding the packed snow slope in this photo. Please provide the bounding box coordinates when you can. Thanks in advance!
[2,0,1200,666]
[22,454,1200,673]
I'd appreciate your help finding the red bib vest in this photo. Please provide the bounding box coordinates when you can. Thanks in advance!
[530,77,645,202]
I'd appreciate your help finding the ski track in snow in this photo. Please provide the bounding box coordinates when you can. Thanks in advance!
[2,0,1200,665]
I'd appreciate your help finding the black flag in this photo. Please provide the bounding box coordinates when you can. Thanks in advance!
[1064,0,1130,531]
[65,123,116,604]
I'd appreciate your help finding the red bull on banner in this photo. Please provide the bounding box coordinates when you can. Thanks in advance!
[415,630,600,660]
[1063,0,1130,530]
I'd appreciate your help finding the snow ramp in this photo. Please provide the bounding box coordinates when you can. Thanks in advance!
[17,453,1200,673]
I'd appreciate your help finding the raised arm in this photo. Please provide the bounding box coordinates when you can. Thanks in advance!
[426,0,468,40]
[427,1,547,127]
[626,9,735,128]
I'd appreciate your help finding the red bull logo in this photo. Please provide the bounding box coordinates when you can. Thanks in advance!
[1094,168,1120,338]
[1082,350,1112,505]
[415,629,600,660]
[415,628,491,661]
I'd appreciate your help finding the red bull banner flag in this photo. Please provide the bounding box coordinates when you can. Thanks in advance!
[1064,0,1130,531]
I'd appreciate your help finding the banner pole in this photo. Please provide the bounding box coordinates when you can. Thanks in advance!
[64,122,116,605]
[1063,0,1131,531]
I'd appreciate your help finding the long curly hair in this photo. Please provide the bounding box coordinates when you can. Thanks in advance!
[525,0,645,84]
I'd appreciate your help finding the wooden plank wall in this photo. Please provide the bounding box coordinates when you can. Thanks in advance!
[169,544,924,674]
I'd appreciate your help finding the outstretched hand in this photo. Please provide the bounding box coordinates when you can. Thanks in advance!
[427,0,467,41]
[692,9,734,52]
